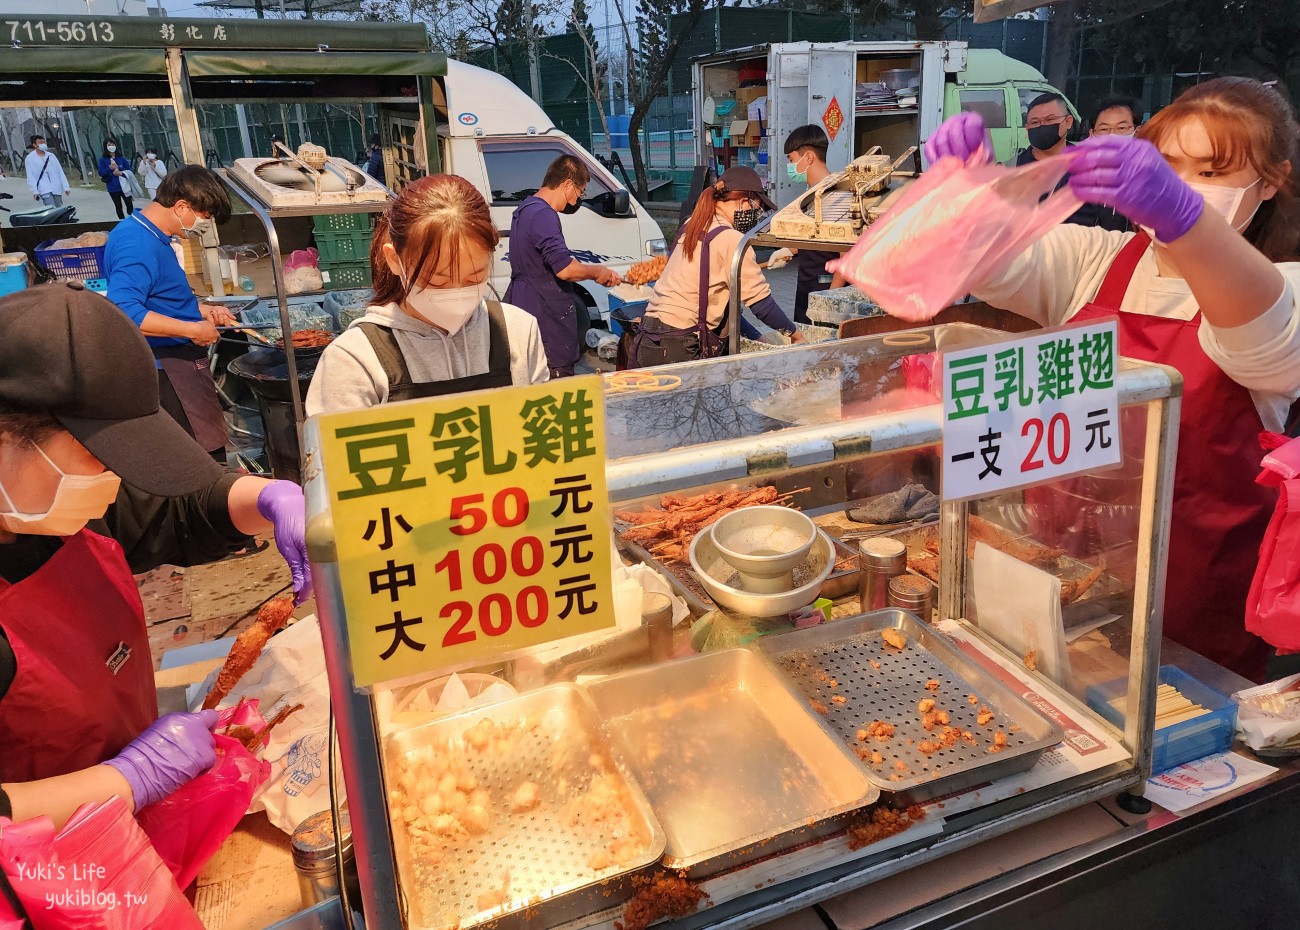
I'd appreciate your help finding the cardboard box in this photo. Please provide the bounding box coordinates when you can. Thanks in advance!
[737,84,768,105]
[729,119,751,142]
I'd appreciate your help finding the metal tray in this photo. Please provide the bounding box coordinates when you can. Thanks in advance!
[585,648,878,878]
[383,684,666,930]
[757,610,1064,805]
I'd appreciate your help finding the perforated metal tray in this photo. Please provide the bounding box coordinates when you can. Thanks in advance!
[383,685,665,930]
[757,610,1064,805]
[585,649,878,878]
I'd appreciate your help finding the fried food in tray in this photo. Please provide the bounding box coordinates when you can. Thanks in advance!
[903,516,1110,607]
[615,485,788,565]
[203,596,295,710]
[384,685,663,930]
[275,328,334,349]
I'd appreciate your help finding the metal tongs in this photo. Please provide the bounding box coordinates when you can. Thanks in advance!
[271,140,356,195]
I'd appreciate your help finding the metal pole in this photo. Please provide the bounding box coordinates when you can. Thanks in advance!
[234,104,254,158]
[166,48,205,166]
[525,0,542,104]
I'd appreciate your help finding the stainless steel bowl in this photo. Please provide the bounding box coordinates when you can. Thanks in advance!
[881,68,920,92]
[689,526,836,616]
[710,505,817,594]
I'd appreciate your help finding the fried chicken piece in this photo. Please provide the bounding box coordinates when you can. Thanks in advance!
[990,731,1009,752]
[925,679,941,691]
[968,693,980,705]
[846,805,925,850]
[918,698,936,713]
[203,596,295,710]
[910,553,941,583]
[918,739,939,754]
[978,706,996,726]
[1023,649,1039,672]
[893,759,908,772]
[831,694,847,705]
[510,781,540,813]
[882,628,907,650]
[617,872,708,930]
[864,720,895,742]
[810,700,829,715]
[870,659,882,670]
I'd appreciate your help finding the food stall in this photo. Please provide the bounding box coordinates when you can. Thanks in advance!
[297,320,1205,930]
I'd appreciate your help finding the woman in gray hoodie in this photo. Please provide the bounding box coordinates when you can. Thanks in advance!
[306,175,549,416]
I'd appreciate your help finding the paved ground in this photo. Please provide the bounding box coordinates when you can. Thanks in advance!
[0,172,146,226]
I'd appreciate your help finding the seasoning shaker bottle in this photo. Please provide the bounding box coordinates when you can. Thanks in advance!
[858,537,908,612]
[292,808,361,908]
[888,574,934,618]
[643,591,675,661]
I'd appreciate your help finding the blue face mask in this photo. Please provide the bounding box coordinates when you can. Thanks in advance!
[786,154,809,184]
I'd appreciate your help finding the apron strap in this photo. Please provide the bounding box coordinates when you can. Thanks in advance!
[359,304,513,392]
[1092,231,1151,311]
[698,226,727,331]
[484,300,513,377]
[357,321,409,393]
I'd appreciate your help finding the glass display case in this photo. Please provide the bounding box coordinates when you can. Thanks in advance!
[304,323,1181,929]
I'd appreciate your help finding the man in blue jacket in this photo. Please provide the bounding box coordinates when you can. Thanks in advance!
[104,165,234,463]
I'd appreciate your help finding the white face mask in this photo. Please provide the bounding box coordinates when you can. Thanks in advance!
[1188,178,1263,231]
[146,153,156,161]
[0,443,121,537]
[397,257,487,336]
[36,143,47,152]
[107,145,116,153]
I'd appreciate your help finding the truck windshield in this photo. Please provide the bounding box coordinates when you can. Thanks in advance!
[480,140,612,205]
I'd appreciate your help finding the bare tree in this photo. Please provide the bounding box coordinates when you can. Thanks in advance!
[543,0,613,149]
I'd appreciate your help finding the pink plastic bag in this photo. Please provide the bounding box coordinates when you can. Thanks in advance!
[0,797,203,929]
[1247,433,1300,652]
[828,154,1083,322]
[283,247,320,271]
[135,702,272,890]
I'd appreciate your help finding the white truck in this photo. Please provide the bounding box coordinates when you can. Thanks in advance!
[692,41,1078,208]
[436,60,668,324]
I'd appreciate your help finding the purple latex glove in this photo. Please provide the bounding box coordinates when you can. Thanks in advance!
[105,710,218,810]
[257,480,313,604]
[924,112,994,166]
[1068,135,1204,243]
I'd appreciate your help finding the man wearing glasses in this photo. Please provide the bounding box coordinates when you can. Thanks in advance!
[1013,92,1125,230]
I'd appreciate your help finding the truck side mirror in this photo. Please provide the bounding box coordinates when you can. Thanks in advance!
[612,189,631,216]
[586,190,632,217]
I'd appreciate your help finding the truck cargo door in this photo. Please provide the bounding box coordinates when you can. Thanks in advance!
[808,46,856,173]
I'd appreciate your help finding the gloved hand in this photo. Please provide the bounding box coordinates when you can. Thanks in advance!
[1068,135,1204,243]
[924,112,994,166]
[765,248,794,270]
[104,710,219,811]
[257,480,313,604]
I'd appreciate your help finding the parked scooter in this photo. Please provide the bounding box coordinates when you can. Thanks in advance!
[0,191,77,225]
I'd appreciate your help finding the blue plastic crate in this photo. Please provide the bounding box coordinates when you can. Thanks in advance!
[35,240,106,281]
[1086,666,1237,774]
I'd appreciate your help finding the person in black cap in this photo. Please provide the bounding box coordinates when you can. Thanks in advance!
[0,283,311,826]
[632,165,800,366]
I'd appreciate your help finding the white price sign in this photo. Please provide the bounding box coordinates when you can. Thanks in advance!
[941,321,1122,501]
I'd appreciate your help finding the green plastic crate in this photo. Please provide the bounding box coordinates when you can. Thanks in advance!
[315,227,373,265]
[312,213,374,233]
[321,260,372,290]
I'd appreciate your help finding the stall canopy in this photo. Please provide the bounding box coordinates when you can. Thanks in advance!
[186,50,448,79]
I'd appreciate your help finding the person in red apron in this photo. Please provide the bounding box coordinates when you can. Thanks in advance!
[0,283,312,822]
[307,175,550,416]
[926,78,1300,681]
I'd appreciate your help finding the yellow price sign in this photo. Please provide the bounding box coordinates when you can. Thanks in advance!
[317,376,615,688]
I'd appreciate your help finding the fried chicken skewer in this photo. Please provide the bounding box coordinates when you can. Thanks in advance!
[203,596,295,710]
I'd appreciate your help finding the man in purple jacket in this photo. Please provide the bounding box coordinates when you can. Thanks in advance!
[504,155,621,378]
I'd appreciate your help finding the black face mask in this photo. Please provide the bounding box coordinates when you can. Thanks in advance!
[732,206,763,233]
[561,199,581,215]
[1027,124,1064,152]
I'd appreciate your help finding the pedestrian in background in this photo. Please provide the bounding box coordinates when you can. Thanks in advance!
[98,137,134,219]
[24,135,70,207]
[139,148,167,200]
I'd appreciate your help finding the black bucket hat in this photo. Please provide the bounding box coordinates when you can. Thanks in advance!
[717,166,776,211]
[0,282,225,496]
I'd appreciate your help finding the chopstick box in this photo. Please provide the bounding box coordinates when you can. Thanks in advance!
[1086,666,1237,773]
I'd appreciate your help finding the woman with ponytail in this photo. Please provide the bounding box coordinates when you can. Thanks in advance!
[306,175,549,415]
[633,166,801,366]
